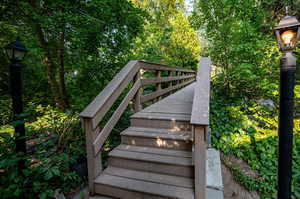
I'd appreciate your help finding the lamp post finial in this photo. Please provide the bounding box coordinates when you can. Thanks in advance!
[286,6,290,16]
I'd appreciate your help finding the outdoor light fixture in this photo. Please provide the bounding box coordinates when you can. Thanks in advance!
[274,7,300,199]
[275,14,300,51]
[5,39,28,61]
[4,38,28,177]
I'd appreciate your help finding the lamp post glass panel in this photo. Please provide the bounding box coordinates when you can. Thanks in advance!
[274,12,300,199]
[5,40,28,173]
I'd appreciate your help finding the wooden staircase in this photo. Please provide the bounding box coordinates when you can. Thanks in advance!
[79,59,222,199]
[95,84,194,199]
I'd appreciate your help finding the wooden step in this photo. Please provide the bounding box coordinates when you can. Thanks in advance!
[116,144,192,158]
[94,171,195,199]
[123,126,191,135]
[104,167,194,188]
[121,127,192,150]
[130,85,193,130]
[130,114,191,130]
[108,146,194,177]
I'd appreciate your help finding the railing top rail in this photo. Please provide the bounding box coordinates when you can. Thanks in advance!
[139,60,195,73]
[79,60,196,120]
[79,60,140,119]
[191,57,211,126]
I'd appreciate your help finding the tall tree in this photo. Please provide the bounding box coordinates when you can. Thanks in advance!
[0,0,146,110]
[191,0,300,98]
[130,0,200,69]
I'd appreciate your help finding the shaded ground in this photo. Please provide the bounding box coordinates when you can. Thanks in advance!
[221,154,260,199]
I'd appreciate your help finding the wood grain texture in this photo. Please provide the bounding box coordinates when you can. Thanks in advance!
[191,57,211,125]
[108,153,194,178]
[134,71,142,112]
[82,118,102,195]
[194,126,207,199]
[141,74,195,86]
[139,60,195,73]
[79,60,140,128]
[103,167,194,188]
[141,78,195,103]
[95,173,195,199]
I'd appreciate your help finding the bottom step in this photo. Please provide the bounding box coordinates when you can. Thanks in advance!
[94,167,194,199]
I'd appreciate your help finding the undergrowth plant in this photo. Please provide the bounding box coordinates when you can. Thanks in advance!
[211,89,300,199]
[0,105,85,199]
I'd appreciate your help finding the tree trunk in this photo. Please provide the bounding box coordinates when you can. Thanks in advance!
[29,0,68,110]
[58,28,69,108]
[35,25,67,109]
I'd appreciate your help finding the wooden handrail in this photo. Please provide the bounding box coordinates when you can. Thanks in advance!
[92,80,141,155]
[139,60,195,73]
[79,60,196,194]
[190,57,211,199]
[79,60,140,129]
[191,57,211,125]
[141,74,196,85]
[141,78,195,103]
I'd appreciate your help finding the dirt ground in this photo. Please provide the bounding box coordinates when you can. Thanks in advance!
[221,158,261,199]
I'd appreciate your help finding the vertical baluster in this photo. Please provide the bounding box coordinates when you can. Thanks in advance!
[176,71,181,91]
[134,70,142,112]
[168,71,172,88]
[156,70,161,100]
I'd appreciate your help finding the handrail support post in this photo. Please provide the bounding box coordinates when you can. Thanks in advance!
[82,118,102,195]
[134,70,142,112]
[156,70,162,100]
[194,125,207,199]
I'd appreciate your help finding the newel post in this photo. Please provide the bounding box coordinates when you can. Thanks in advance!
[81,118,102,195]
[194,125,207,199]
[134,70,142,112]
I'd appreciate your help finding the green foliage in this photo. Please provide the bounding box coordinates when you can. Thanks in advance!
[0,97,12,126]
[210,91,300,198]
[0,105,84,198]
[130,0,200,69]
[191,1,300,198]
[0,0,147,110]
[192,0,288,99]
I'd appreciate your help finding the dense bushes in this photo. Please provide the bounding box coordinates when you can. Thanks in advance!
[0,105,85,198]
[192,0,300,198]
[210,88,300,198]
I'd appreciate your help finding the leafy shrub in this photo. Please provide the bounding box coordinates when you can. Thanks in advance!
[211,92,300,199]
[0,105,85,199]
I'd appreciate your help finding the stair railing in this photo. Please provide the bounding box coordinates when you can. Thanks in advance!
[79,60,196,194]
[191,57,212,199]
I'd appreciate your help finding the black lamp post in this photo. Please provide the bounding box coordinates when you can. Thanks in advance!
[274,9,300,199]
[5,39,28,173]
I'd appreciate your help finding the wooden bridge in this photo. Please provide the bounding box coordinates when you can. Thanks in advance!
[79,58,223,199]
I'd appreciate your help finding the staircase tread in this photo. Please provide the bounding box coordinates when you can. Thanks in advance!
[116,144,192,158]
[121,127,192,141]
[131,84,194,122]
[125,126,191,134]
[139,104,192,115]
[95,173,194,199]
[103,166,194,188]
[109,147,193,166]
[131,112,191,121]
